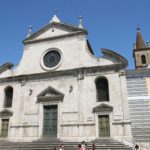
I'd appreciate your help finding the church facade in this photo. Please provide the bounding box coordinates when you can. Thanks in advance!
[0,16,132,142]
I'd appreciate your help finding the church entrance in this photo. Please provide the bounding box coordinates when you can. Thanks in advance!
[98,115,110,137]
[43,105,57,137]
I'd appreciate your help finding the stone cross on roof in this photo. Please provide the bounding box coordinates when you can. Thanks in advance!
[50,15,61,23]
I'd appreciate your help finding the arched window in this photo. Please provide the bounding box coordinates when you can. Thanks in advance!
[95,77,109,102]
[4,86,13,108]
[141,55,146,64]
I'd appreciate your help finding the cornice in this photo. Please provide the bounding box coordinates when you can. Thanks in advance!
[0,64,125,83]
[93,103,113,113]
[133,47,150,52]
[23,31,85,44]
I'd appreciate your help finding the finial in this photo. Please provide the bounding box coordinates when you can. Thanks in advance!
[78,16,83,28]
[50,15,60,23]
[27,25,32,38]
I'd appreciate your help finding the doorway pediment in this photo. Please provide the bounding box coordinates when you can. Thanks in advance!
[93,103,113,112]
[0,109,13,117]
[37,86,64,103]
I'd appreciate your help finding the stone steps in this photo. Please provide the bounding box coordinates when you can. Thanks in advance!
[134,137,150,141]
[0,138,132,150]
[132,127,150,130]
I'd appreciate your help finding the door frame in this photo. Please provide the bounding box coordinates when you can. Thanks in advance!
[95,112,112,138]
[39,102,60,138]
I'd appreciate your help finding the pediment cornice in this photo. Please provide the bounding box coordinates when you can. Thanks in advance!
[23,22,88,44]
[93,103,113,113]
[0,109,13,117]
[37,86,64,103]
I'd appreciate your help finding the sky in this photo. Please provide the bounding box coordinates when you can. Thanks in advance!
[0,0,150,69]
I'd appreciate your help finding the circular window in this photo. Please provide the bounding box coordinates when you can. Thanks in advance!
[41,48,62,70]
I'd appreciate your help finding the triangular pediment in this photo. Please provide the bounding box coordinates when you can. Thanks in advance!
[37,86,64,103]
[34,26,70,40]
[93,103,113,113]
[24,22,87,44]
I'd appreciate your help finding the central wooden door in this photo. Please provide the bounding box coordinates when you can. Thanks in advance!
[98,115,110,137]
[43,105,57,137]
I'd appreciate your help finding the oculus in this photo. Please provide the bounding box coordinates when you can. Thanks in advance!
[41,48,62,70]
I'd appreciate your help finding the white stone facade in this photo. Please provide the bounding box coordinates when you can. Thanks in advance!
[0,16,132,142]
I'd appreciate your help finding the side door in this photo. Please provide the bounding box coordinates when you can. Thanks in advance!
[98,115,110,137]
[1,119,9,137]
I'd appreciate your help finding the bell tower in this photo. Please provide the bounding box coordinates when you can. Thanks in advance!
[133,28,150,69]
